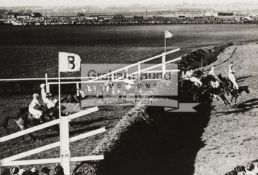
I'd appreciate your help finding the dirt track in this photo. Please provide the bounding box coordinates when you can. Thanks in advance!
[194,43,258,175]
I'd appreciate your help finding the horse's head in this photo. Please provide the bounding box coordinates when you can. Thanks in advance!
[37,105,48,112]
[239,86,250,94]
[217,74,224,81]
[193,69,204,78]
[200,75,216,87]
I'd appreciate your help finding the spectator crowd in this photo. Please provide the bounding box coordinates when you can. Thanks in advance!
[0,12,257,26]
[1,165,65,175]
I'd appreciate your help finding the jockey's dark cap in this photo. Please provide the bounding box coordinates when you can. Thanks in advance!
[41,167,50,174]
[246,162,255,171]
[21,170,33,175]
[11,166,19,174]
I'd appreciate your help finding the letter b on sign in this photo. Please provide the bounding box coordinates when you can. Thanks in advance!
[59,52,81,72]
[68,56,75,69]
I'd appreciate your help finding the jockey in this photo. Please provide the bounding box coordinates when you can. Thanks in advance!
[29,93,43,119]
[184,70,194,79]
[190,76,202,87]
[75,88,86,102]
[208,66,221,83]
[40,84,56,109]
[104,79,114,95]
[210,81,220,88]
[208,66,215,76]
[183,70,202,87]
[228,62,239,90]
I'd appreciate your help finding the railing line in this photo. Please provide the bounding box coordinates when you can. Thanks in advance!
[88,48,180,82]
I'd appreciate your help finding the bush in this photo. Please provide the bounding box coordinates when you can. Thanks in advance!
[179,43,231,71]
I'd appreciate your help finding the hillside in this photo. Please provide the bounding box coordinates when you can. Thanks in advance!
[195,43,258,175]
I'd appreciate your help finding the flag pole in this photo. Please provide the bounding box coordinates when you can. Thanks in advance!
[164,31,166,53]
[59,54,71,175]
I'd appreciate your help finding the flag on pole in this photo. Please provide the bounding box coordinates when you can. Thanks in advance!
[165,30,173,38]
[59,52,81,72]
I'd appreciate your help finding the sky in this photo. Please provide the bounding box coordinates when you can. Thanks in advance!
[1,0,258,7]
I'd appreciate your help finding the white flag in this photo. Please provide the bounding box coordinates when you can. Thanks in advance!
[165,30,173,38]
[59,52,81,72]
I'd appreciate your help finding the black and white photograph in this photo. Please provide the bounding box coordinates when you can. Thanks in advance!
[0,0,258,175]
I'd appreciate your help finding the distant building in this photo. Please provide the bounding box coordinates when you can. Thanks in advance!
[154,9,217,18]
[0,9,8,15]
[218,12,234,16]
[85,16,98,20]
[31,12,42,18]
[8,19,22,25]
[6,12,17,18]
[16,13,31,19]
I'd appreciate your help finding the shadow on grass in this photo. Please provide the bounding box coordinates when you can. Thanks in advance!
[94,104,211,175]
[38,125,104,140]
[234,98,258,109]
[71,117,119,126]
[70,118,106,126]
[237,75,253,83]
[215,98,258,115]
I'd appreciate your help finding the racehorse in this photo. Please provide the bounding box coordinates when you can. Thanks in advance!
[179,78,201,102]
[179,73,230,105]
[218,74,250,103]
[61,87,86,104]
[230,86,250,103]
[200,74,230,105]
[2,102,64,140]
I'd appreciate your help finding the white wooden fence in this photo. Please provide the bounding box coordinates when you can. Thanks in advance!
[0,48,182,175]
[0,107,106,174]
[0,48,181,93]
[45,48,181,93]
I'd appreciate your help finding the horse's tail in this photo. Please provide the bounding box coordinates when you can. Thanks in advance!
[2,116,11,130]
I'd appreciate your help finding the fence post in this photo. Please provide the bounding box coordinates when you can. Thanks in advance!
[60,116,70,175]
[162,53,166,78]
[138,63,141,77]
[58,68,70,175]
[125,68,128,79]
[45,73,50,93]
[76,83,80,96]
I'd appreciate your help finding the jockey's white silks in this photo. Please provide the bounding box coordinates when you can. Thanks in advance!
[29,94,42,119]
[208,66,215,76]
[40,84,56,108]
[182,70,202,87]
[190,77,202,87]
[184,70,193,78]
[78,89,86,98]
[228,63,239,89]
[211,81,220,88]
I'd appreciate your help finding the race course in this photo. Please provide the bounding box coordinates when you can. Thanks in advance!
[0,30,258,174]
[195,43,258,175]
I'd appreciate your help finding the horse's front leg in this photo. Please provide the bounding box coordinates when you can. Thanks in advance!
[16,118,25,131]
[25,118,38,141]
[15,119,33,141]
[230,94,234,102]
[235,94,239,104]
[224,96,230,105]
